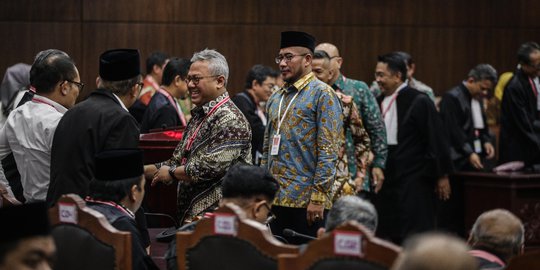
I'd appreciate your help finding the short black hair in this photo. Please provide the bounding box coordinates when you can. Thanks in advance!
[221,163,279,202]
[244,64,279,90]
[162,58,191,86]
[29,49,77,94]
[517,41,540,65]
[313,50,331,60]
[377,52,408,82]
[88,176,143,203]
[395,51,413,66]
[146,51,169,75]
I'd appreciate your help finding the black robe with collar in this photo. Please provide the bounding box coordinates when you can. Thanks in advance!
[46,89,140,206]
[499,69,540,166]
[375,86,452,242]
[140,91,182,133]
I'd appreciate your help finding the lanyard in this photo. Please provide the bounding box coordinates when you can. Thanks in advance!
[185,96,230,152]
[32,97,60,112]
[381,93,399,118]
[85,197,135,219]
[157,88,187,126]
[276,90,300,135]
[529,77,538,97]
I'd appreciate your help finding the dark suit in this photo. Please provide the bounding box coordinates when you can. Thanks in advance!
[47,89,140,206]
[499,69,540,166]
[140,91,182,133]
[231,91,265,164]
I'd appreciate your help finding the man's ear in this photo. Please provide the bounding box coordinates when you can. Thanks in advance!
[304,53,313,67]
[216,75,226,89]
[152,64,162,74]
[60,81,69,95]
[251,79,260,89]
[129,184,138,201]
[335,57,343,69]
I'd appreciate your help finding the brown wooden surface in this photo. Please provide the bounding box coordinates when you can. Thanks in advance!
[1,1,539,100]
[176,203,299,270]
[506,250,540,270]
[278,221,401,270]
[48,194,132,270]
[458,172,540,249]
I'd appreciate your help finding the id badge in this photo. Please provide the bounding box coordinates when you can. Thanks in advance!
[473,139,482,153]
[271,134,281,155]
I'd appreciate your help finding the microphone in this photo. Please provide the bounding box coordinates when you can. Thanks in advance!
[283,228,316,240]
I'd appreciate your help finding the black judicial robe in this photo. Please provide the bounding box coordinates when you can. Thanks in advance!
[87,203,159,270]
[46,89,140,206]
[140,91,182,133]
[499,69,540,166]
[439,83,491,170]
[375,87,452,241]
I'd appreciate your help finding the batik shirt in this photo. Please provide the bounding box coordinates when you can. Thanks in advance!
[262,72,343,209]
[160,92,252,223]
[331,93,371,202]
[333,74,387,191]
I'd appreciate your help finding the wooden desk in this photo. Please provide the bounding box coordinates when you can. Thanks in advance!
[456,172,540,248]
[140,129,183,226]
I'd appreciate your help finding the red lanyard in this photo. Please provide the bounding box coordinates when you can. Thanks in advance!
[32,97,60,112]
[85,197,135,218]
[157,88,187,126]
[184,97,230,153]
[381,93,399,118]
[529,77,538,97]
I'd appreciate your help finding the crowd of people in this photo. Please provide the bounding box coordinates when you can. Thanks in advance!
[0,30,538,269]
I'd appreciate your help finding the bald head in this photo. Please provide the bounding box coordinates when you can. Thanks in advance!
[315,42,342,83]
[469,209,524,260]
[392,233,476,270]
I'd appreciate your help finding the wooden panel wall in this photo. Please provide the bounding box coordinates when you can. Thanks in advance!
[0,0,538,100]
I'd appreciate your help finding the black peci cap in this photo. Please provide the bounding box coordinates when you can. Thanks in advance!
[99,49,141,81]
[280,31,316,53]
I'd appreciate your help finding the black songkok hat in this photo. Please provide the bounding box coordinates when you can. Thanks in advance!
[280,31,316,53]
[99,49,141,81]
[95,149,144,181]
[0,202,50,242]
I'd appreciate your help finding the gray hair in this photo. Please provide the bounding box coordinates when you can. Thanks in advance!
[98,75,141,96]
[468,64,498,84]
[470,209,524,259]
[325,196,378,233]
[191,49,229,86]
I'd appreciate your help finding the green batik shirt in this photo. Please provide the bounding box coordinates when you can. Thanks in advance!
[333,74,387,191]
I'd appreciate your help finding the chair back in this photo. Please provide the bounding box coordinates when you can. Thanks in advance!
[278,221,401,270]
[48,194,132,270]
[176,203,299,270]
[506,250,540,270]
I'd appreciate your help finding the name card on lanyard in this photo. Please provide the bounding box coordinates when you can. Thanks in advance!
[271,91,299,155]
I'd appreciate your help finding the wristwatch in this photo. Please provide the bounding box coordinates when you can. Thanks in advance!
[168,165,179,181]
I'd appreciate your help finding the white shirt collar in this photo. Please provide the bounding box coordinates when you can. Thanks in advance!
[32,94,68,114]
[112,93,129,112]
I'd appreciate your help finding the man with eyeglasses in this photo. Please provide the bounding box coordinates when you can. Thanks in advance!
[0,49,81,203]
[47,49,143,206]
[145,49,252,225]
[232,64,279,165]
[315,42,387,200]
[261,31,343,244]
[499,41,540,166]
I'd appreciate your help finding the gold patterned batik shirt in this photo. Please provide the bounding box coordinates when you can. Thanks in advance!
[261,72,343,209]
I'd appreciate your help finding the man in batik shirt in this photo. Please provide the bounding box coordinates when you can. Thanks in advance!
[145,49,251,225]
[315,43,387,195]
[262,31,343,244]
[312,50,371,201]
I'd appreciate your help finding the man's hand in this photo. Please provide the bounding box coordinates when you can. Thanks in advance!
[371,167,385,193]
[306,202,324,226]
[436,176,451,201]
[354,174,364,193]
[151,165,173,186]
[144,164,158,181]
[469,153,484,170]
[484,142,495,159]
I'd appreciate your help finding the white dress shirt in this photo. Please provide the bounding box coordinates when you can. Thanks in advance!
[0,95,67,202]
[471,98,485,129]
[382,83,407,145]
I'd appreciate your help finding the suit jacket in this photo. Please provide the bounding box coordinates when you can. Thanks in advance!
[47,89,140,206]
[499,69,540,165]
[231,91,265,164]
[140,91,181,133]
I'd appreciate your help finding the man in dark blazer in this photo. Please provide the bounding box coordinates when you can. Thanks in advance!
[47,49,143,206]
[374,52,452,244]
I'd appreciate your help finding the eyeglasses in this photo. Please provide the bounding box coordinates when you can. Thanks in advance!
[185,75,219,85]
[262,83,276,89]
[275,53,308,64]
[66,80,84,92]
[329,55,340,60]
